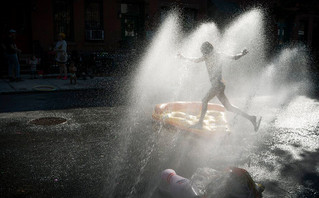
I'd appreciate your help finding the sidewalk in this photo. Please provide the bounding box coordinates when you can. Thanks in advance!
[0,75,119,94]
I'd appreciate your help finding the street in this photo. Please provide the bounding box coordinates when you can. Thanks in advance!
[0,91,318,198]
[2,0,319,197]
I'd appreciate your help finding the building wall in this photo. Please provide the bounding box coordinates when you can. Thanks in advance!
[31,0,54,51]
[28,0,208,53]
[104,0,121,50]
[6,0,318,55]
[72,0,85,50]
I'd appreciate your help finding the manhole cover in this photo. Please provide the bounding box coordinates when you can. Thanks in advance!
[30,117,67,126]
[33,85,57,91]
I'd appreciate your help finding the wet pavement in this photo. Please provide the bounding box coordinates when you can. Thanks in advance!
[0,75,130,113]
[0,91,318,198]
[0,76,120,94]
[0,89,124,113]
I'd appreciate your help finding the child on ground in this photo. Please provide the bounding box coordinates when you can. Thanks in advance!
[69,61,77,84]
[29,55,39,79]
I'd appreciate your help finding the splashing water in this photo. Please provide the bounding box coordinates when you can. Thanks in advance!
[132,9,268,107]
[108,8,316,198]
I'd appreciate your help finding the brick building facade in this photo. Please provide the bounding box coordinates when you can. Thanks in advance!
[1,0,319,75]
[1,0,208,54]
[2,0,319,54]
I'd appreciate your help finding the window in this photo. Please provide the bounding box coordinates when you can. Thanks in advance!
[298,20,308,42]
[123,17,137,37]
[85,0,104,40]
[53,0,74,40]
[120,3,141,40]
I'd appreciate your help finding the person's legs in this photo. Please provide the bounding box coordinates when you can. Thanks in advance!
[63,64,67,78]
[195,86,219,127]
[7,54,14,79]
[217,91,253,120]
[58,63,63,78]
[217,91,261,131]
[13,54,20,79]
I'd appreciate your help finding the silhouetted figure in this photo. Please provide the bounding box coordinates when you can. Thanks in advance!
[4,29,22,81]
[54,32,68,80]
[69,61,77,85]
[178,41,261,131]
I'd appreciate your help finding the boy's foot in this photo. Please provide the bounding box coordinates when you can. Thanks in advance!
[252,116,262,132]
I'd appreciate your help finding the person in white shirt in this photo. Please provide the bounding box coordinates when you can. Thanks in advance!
[54,33,68,80]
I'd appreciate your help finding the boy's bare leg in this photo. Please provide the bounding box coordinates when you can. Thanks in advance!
[217,91,261,131]
[191,87,219,128]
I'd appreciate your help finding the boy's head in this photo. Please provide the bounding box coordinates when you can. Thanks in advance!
[201,41,214,55]
[31,55,36,60]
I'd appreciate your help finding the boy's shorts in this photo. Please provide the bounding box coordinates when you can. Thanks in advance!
[210,80,225,93]
[203,80,225,101]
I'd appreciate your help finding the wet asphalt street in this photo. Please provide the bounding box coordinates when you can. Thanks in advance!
[0,90,318,198]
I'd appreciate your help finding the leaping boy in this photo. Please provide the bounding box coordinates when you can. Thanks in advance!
[178,41,262,131]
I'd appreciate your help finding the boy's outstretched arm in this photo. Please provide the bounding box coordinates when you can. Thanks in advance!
[231,49,249,60]
[177,53,205,63]
[219,49,248,60]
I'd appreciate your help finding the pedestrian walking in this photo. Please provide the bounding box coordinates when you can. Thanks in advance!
[4,29,22,81]
[54,33,68,80]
